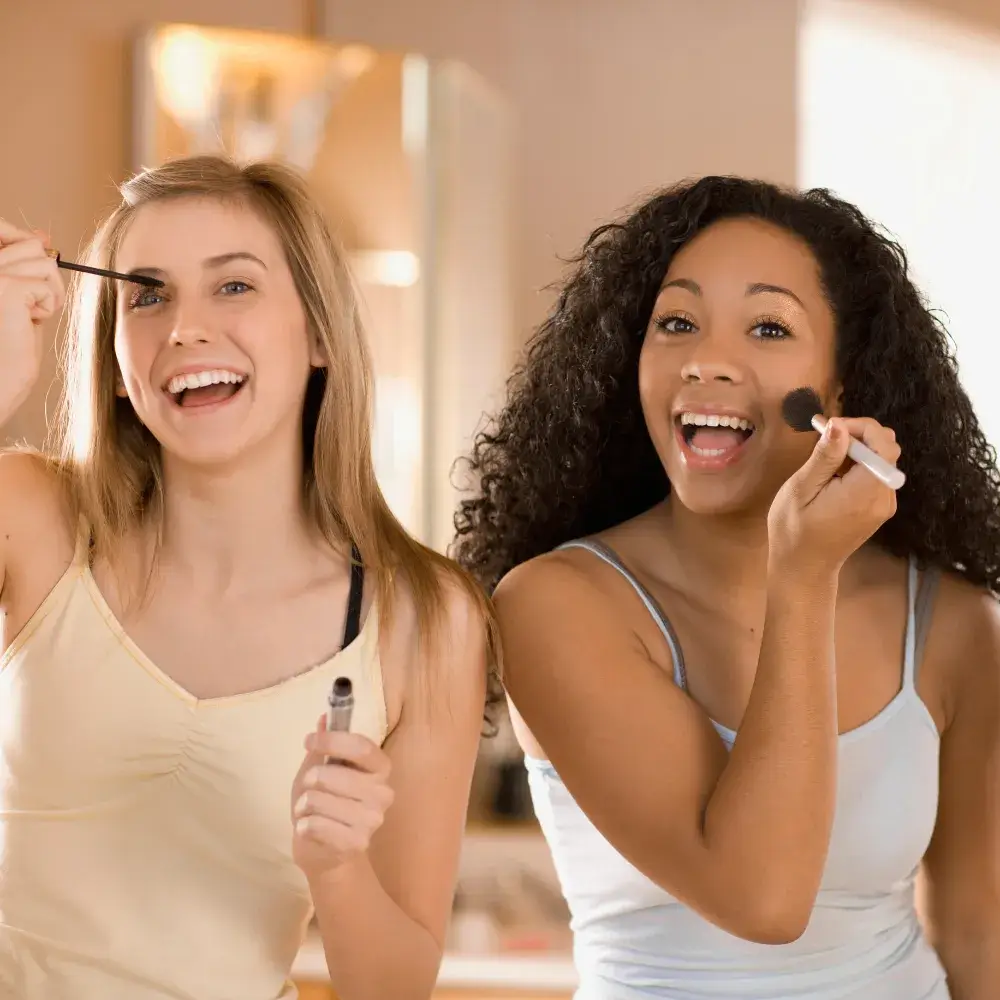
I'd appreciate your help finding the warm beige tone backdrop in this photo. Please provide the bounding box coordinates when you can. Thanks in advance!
[0,0,996,446]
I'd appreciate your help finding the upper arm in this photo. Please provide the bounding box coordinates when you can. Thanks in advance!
[921,585,1000,993]
[494,553,731,908]
[366,571,488,948]
[0,449,70,611]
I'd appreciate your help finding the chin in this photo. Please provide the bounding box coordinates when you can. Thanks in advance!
[670,482,763,517]
[156,434,259,472]
[662,449,770,518]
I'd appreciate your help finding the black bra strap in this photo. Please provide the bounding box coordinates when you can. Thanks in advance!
[342,544,364,648]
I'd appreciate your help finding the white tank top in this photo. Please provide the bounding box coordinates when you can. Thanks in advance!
[525,539,949,1000]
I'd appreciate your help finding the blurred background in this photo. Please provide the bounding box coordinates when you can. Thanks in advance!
[2,0,999,996]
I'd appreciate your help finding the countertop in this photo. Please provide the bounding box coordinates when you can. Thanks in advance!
[292,933,578,991]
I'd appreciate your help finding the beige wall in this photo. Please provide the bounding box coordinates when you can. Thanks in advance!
[3,0,997,446]
[322,0,801,345]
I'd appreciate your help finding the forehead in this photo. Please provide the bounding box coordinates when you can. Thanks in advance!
[664,216,823,297]
[115,196,284,270]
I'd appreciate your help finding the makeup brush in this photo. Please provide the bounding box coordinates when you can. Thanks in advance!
[45,249,163,288]
[781,387,906,491]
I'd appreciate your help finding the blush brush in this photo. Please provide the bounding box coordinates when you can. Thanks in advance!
[781,387,906,491]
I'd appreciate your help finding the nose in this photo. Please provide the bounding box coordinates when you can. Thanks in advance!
[680,354,744,385]
[168,305,213,348]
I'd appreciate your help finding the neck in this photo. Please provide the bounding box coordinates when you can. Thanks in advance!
[155,439,322,595]
[660,495,771,591]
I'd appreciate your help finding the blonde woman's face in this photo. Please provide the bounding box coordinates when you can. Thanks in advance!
[113,196,323,467]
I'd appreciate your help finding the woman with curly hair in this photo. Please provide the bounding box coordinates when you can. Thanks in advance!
[453,177,1000,999]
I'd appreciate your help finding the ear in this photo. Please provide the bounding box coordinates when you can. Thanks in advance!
[115,373,128,398]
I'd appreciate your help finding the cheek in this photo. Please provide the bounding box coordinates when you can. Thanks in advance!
[637,343,677,425]
[113,326,144,382]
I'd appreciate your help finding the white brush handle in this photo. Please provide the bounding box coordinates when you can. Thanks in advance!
[811,415,906,491]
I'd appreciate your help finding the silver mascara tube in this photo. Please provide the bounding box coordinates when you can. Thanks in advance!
[325,676,354,764]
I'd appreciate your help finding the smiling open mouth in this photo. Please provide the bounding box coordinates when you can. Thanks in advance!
[677,412,756,457]
[165,370,248,409]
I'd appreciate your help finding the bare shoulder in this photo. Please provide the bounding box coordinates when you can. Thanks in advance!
[379,558,490,733]
[495,542,634,614]
[0,449,76,608]
[493,543,654,671]
[924,568,1000,725]
[494,544,690,754]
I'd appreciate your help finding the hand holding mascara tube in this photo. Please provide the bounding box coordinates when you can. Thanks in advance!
[292,674,394,883]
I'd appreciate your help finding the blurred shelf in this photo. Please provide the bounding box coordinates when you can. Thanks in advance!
[292,931,577,990]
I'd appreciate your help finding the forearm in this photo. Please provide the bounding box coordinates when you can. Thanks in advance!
[702,570,840,932]
[310,857,442,1000]
[939,931,1000,1000]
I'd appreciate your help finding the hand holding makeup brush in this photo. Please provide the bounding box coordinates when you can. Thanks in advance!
[0,219,65,427]
[767,415,901,578]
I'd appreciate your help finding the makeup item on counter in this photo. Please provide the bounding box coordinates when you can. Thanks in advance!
[324,676,354,765]
[781,387,906,491]
[45,248,164,288]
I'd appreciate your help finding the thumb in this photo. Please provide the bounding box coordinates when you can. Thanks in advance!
[790,418,851,504]
[295,715,328,782]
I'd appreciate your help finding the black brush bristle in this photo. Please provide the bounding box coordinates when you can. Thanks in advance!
[781,387,824,433]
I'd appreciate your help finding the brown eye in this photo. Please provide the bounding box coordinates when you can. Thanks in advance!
[654,315,697,335]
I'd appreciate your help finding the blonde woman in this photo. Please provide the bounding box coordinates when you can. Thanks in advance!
[0,156,494,1000]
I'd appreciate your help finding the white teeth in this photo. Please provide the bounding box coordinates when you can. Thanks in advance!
[166,370,246,395]
[679,412,754,432]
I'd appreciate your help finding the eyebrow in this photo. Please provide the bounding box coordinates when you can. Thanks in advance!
[662,277,805,308]
[125,252,268,280]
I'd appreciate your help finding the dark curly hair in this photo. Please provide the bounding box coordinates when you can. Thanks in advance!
[452,176,1000,598]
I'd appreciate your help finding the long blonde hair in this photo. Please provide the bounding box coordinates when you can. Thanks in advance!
[50,154,499,716]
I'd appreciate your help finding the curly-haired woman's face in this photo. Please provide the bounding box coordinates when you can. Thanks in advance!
[639,216,840,516]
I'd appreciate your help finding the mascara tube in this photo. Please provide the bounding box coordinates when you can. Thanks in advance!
[325,676,354,764]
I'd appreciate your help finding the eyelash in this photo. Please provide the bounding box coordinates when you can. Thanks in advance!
[652,312,793,341]
[127,279,254,311]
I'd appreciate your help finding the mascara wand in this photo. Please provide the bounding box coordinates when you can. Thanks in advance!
[45,249,163,288]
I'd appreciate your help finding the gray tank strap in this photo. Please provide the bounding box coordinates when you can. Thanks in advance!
[557,539,688,689]
[911,564,941,686]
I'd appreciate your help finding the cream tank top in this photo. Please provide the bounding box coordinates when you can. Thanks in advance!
[526,539,950,1000]
[0,528,387,1000]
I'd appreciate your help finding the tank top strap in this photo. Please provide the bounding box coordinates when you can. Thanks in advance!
[556,539,687,689]
[906,558,941,690]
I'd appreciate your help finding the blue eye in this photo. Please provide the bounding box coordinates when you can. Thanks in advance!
[219,280,251,296]
[129,289,164,310]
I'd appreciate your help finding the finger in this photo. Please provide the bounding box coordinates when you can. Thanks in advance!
[0,237,47,267]
[833,417,901,463]
[0,276,59,319]
[789,418,852,504]
[292,715,331,786]
[838,457,900,511]
[294,813,370,852]
[301,762,394,805]
[293,788,391,829]
[0,219,42,245]
[305,731,391,777]
[0,257,60,283]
